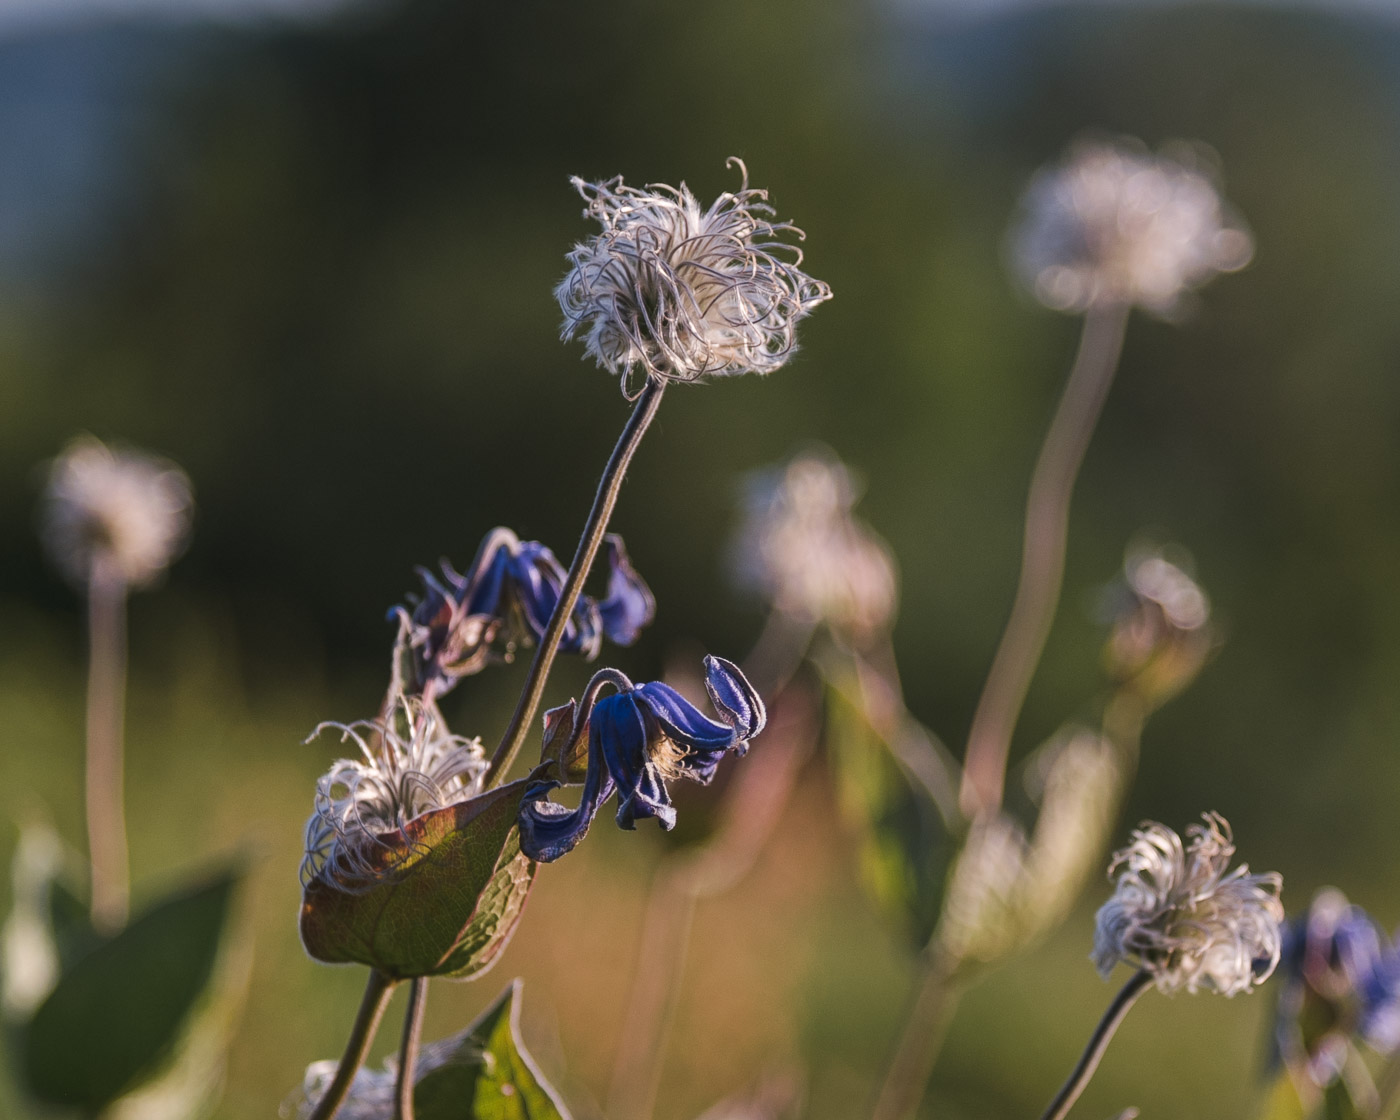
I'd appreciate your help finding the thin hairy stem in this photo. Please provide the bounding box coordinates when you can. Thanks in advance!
[307,971,399,1120]
[607,684,816,1120]
[86,563,130,932]
[870,945,962,1120]
[960,304,1130,818]
[485,377,665,785]
[1038,969,1152,1120]
[394,978,428,1120]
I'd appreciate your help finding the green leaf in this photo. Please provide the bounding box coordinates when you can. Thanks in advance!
[823,677,953,949]
[414,979,570,1120]
[17,867,241,1115]
[299,780,537,980]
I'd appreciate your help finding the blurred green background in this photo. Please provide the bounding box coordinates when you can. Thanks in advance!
[3,0,1400,1116]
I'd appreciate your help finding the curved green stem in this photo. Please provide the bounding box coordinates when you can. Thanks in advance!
[394,978,428,1120]
[1039,969,1152,1120]
[307,970,398,1120]
[485,376,665,786]
[960,304,1130,818]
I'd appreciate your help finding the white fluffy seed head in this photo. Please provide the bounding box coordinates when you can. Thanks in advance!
[41,435,193,590]
[556,158,832,394]
[1092,812,1283,996]
[300,697,486,891]
[732,450,897,644]
[1009,138,1253,317]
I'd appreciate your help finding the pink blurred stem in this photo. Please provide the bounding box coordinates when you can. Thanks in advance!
[870,946,961,1120]
[485,376,665,787]
[959,304,1130,819]
[86,561,130,932]
[606,685,816,1120]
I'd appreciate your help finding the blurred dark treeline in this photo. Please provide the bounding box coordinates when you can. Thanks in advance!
[3,1,1400,1116]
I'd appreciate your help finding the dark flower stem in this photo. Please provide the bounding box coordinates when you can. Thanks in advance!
[1038,969,1152,1120]
[959,304,1130,818]
[870,945,962,1120]
[86,561,130,933]
[485,376,666,786]
[307,970,399,1120]
[394,978,428,1120]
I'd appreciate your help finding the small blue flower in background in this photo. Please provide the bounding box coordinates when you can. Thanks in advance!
[1273,889,1400,1086]
[519,656,766,862]
[395,528,655,694]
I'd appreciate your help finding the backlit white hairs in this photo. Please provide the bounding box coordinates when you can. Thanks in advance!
[1092,812,1283,996]
[301,697,486,890]
[42,435,193,589]
[556,158,832,394]
[1010,138,1254,317]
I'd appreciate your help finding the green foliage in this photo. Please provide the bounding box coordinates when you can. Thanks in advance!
[299,780,537,980]
[16,867,240,1116]
[414,980,570,1120]
[823,674,954,950]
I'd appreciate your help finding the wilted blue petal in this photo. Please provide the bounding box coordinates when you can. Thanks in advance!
[594,692,676,830]
[597,535,656,646]
[509,542,603,658]
[633,682,734,752]
[519,738,617,863]
[463,541,512,618]
[703,655,766,744]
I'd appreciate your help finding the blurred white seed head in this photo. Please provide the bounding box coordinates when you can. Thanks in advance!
[41,435,193,590]
[1092,812,1283,996]
[1103,542,1214,698]
[939,731,1120,964]
[1009,138,1253,316]
[732,450,897,644]
[556,158,832,393]
[301,697,486,890]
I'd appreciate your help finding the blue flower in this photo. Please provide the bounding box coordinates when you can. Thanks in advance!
[519,656,765,862]
[1274,890,1400,1085]
[395,529,655,695]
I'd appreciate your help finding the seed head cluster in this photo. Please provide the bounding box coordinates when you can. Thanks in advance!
[42,435,193,589]
[301,698,486,890]
[1093,813,1283,996]
[1010,138,1253,316]
[556,159,832,393]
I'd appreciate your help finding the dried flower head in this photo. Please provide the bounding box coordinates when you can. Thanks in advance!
[732,450,897,643]
[1092,813,1283,996]
[301,697,486,890]
[41,435,193,589]
[556,158,832,394]
[1010,138,1253,316]
[1101,542,1214,701]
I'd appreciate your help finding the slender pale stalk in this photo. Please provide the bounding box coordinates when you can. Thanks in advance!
[870,946,962,1120]
[960,304,1131,818]
[307,971,399,1120]
[394,978,428,1120]
[1038,970,1152,1120]
[485,377,665,786]
[86,561,130,932]
[607,684,816,1120]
